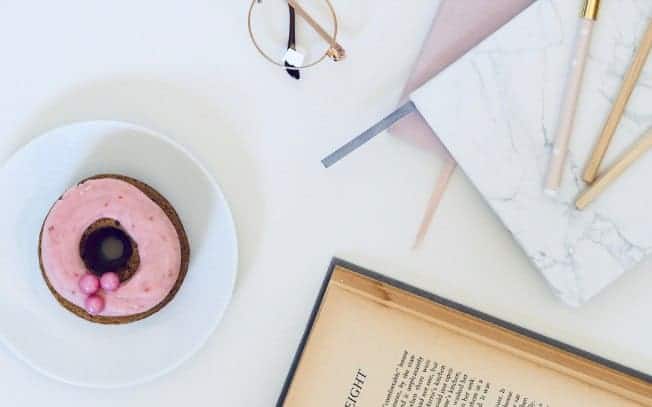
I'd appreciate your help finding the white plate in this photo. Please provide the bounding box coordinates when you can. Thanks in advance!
[0,121,238,388]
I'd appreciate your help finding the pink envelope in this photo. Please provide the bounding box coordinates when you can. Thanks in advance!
[390,0,533,245]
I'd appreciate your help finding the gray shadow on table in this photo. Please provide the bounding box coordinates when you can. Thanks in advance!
[10,77,263,290]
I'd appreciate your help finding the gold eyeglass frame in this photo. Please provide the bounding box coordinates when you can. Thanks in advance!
[247,0,346,71]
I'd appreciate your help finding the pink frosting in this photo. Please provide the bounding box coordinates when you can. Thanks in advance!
[40,178,182,317]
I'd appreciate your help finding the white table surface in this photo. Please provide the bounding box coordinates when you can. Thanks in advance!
[1,1,650,405]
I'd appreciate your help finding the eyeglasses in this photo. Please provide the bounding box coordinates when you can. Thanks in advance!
[248,0,346,79]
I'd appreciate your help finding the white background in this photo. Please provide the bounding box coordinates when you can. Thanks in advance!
[1,1,650,405]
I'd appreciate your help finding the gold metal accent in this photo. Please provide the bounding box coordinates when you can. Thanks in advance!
[581,0,601,20]
[327,44,346,61]
[248,0,345,71]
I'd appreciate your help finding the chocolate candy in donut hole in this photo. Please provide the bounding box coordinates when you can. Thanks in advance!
[79,218,140,282]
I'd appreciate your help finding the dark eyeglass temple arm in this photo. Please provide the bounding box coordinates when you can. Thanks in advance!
[285,5,300,79]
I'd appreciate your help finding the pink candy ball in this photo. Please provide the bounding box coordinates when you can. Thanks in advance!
[84,295,105,315]
[100,272,120,292]
[78,273,100,295]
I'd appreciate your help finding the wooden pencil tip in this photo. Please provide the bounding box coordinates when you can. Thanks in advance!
[581,171,596,185]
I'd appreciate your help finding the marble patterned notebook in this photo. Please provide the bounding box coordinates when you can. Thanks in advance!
[411,0,652,306]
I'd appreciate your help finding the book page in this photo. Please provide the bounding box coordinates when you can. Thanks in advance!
[282,267,650,406]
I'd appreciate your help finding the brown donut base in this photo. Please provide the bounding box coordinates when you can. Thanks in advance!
[38,174,191,325]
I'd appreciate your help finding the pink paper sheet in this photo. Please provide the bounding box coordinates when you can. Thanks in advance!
[391,0,533,246]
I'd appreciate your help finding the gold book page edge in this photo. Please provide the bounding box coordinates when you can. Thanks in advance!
[324,265,652,405]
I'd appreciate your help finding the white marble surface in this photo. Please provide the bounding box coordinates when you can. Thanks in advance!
[1,1,652,406]
[413,0,652,306]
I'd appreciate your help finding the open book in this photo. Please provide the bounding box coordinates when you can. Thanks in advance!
[277,259,651,406]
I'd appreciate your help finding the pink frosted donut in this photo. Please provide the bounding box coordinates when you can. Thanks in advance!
[38,175,190,324]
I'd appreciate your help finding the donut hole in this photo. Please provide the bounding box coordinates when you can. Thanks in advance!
[79,218,140,282]
[101,236,125,261]
[81,226,131,275]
